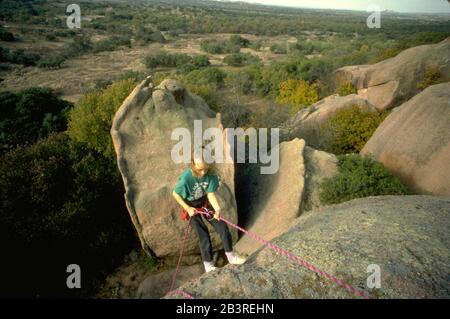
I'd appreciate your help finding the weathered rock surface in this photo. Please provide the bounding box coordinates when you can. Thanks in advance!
[168,195,450,299]
[334,38,450,111]
[302,146,338,212]
[361,82,450,196]
[234,138,306,256]
[111,77,237,257]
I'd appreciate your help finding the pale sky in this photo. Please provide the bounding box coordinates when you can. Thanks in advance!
[226,0,450,13]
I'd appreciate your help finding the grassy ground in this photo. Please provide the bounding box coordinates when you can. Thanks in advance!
[0,22,307,103]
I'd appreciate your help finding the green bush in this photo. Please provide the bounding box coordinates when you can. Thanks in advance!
[200,39,240,54]
[67,78,137,159]
[92,36,131,53]
[0,47,41,66]
[337,82,357,96]
[249,41,262,51]
[144,52,194,69]
[184,67,226,87]
[319,106,388,154]
[64,34,92,58]
[0,133,136,297]
[370,47,403,63]
[417,65,443,90]
[276,79,319,113]
[37,55,65,69]
[192,55,211,68]
[249,103,290,129]
[223,53,260,67]
[186,84,220,112]
[270,43,287,54]
[220,103,252,128]
[135,27,166,44]
[0,88,72,148]
[229,35,250,48]
[0,27,15,41]
[319,154,411,205]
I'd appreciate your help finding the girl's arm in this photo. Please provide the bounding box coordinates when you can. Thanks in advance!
[207,192,221,220]
[172,191,196,216]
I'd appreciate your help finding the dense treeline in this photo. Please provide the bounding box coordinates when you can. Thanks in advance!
[0,78,141,298]
[1,0,449,37]
[0,88,72,150]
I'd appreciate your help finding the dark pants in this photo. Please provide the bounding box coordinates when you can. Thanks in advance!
[187,198,233,262]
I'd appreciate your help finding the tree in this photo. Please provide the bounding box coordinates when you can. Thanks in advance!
[276,79,319,113]
[67,79,137,159]
[223,53,260,67]
[0,88,72,149]
[319,106,389,154]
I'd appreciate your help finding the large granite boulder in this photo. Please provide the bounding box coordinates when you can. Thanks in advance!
[234,138,306,256]
[234,139,339,257]
[334,38,450,111]
[361,82,450,196]
[301,146,338,212]
[168,195,450,299]
[111,77,237,257]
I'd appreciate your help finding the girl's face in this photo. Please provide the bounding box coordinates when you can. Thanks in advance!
[192,162,209,178]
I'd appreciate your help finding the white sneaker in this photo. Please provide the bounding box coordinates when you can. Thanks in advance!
[203,261,217,272]
[225,252,246,265]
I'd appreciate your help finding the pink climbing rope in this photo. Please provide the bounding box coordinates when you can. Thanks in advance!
[167,216,193,296]
[167,208,370,300]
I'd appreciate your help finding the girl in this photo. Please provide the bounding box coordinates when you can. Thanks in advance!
[172,152,245,272]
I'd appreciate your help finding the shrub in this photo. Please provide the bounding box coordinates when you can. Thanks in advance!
[186,84,220,112]
[45,33,57,41]
[337,82,357,96]
[370,47,402,63]
[200,39,240,54]
[276,79,319,113]
[270,43,287,54]
[0,48,41,66]
[417,65,443,90]
[0,133,136,297]
[223,53,260,67]
[67,78,137,159]
[221,103,252,128]
[144,52,193,69]
[38,55,65,69]
[135,27,166,44]
[319,154,411,205]
[64,34,92,58]
[92,36,131,53]
[229,35,250,48]
[191,55,211,68]
[0,88,72,148]
[249,41,262,51]
[0,27,15,41]
[185,67,226,87]
[249,103,290,129]
[319,106,388,154]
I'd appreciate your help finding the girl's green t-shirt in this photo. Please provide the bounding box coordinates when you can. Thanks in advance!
[173,169,219,201]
